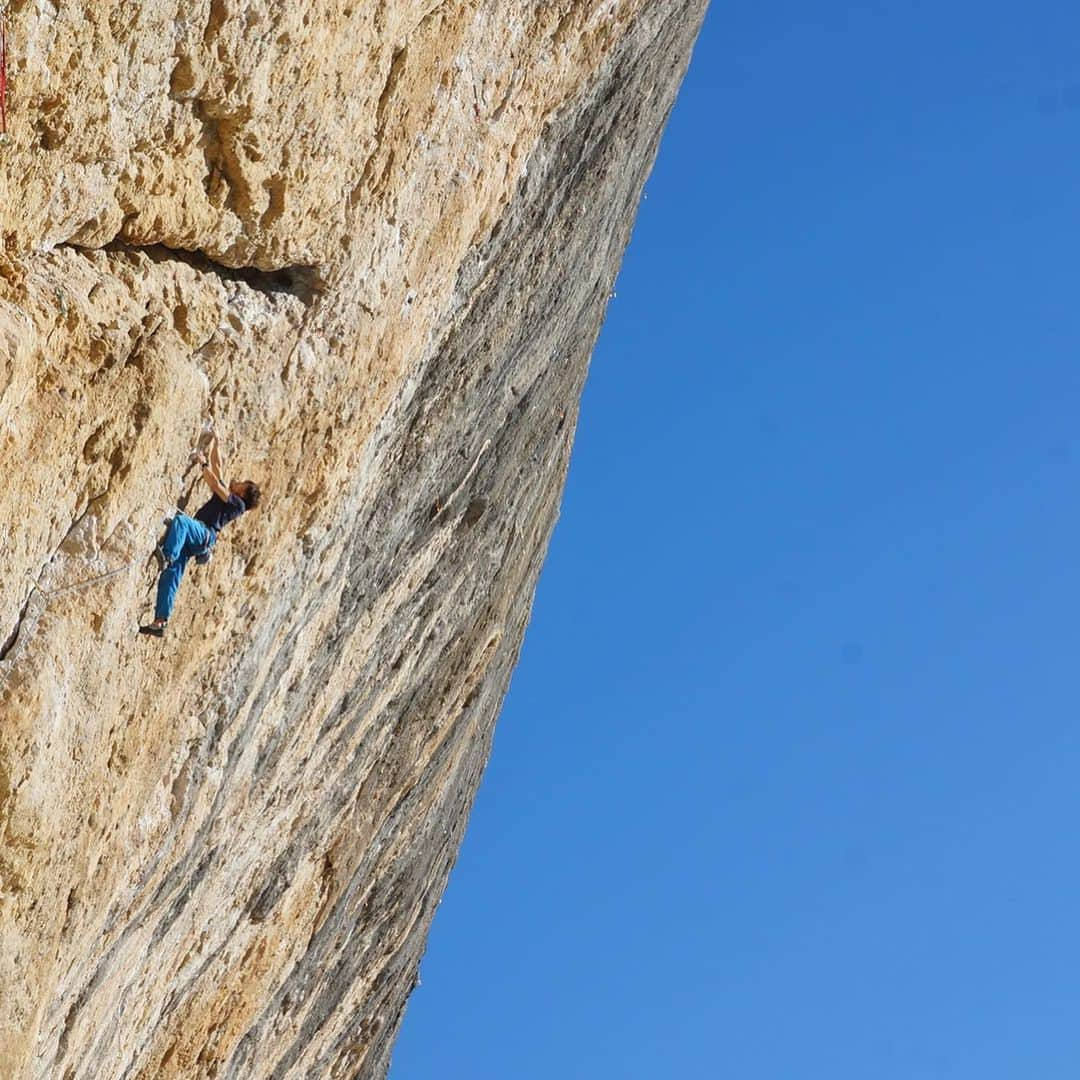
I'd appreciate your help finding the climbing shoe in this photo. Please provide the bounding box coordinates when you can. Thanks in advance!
[139,623,167,638]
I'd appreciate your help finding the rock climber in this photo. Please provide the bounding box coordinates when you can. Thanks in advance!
[139,432,261,638]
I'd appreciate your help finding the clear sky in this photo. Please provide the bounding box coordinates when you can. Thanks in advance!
[392,4,1080,1077]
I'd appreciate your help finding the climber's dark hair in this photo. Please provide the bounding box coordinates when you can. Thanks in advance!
[241,481,262,510]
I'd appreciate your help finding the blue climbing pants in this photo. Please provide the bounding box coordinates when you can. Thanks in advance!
[154,513,214,622]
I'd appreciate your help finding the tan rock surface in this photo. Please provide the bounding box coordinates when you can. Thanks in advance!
[0,2,708,1076]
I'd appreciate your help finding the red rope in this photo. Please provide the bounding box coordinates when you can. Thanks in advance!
[1,9,7,137]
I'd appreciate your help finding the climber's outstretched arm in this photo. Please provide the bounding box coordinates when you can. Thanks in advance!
[194,447,230,501]
[208,432,225,483]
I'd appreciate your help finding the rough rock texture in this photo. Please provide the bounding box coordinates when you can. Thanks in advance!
[0,2,707,1077]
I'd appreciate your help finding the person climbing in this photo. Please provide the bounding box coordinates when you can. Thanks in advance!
[139,431,261,638]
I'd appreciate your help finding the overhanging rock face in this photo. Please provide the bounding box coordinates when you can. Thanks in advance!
[0,3,708,1077]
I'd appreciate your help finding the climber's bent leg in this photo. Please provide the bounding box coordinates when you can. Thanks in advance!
[152,515,212,623]
[161,513,198,565]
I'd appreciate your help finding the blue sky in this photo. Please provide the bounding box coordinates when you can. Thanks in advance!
[392,4,1080,1077]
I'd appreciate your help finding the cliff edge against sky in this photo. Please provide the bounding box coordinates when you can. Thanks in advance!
[0,3,707,1076]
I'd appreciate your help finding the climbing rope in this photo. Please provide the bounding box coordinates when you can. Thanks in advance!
[36,560,142,604]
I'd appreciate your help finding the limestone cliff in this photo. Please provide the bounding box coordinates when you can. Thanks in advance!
[0,3,707,1077]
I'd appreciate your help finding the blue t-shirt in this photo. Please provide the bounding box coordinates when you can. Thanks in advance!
[194,493,246,534]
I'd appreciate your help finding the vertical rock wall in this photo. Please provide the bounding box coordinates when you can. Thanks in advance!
[0,2,708,1076]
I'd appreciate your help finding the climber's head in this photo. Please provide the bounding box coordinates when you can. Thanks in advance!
[230,479,262,510]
